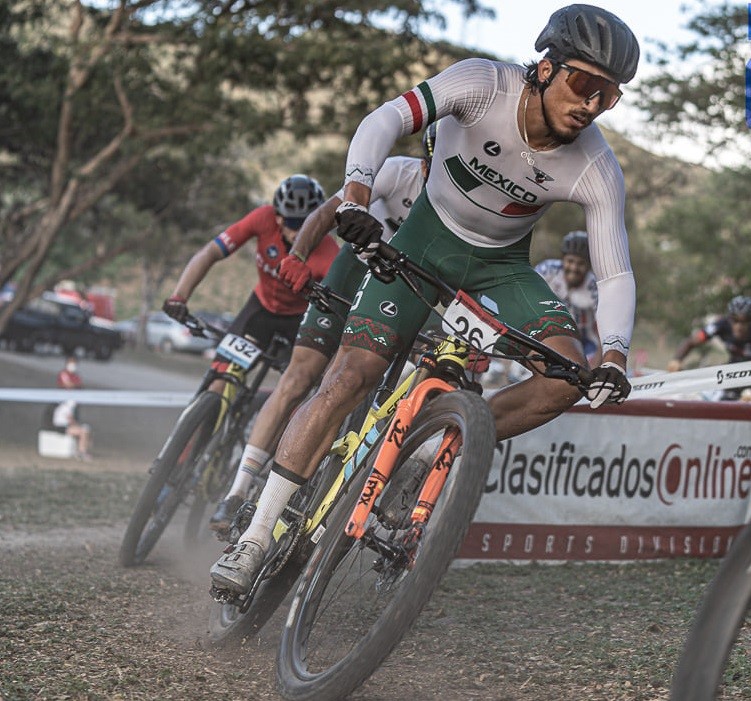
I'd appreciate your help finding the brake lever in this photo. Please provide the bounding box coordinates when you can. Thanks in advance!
[543,364,594,389]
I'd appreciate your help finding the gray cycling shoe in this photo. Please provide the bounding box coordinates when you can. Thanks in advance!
[209,494,244,535]
[210,540,265,593]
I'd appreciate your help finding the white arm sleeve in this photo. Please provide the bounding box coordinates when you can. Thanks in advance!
[596,272,635,356]
[344,106,406,189]
[571,150,635,356]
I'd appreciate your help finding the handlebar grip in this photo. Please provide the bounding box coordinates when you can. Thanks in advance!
[376,242,400,261]
[577,366,595,387]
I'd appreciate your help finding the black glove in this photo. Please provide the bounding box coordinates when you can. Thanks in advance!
[335,202,383,259]
[585,361,631,408]
[163,295,189,323]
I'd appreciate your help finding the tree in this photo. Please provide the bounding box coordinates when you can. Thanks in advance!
[635,1,749,165]
[0,0,492,332]
[646,166,751,335]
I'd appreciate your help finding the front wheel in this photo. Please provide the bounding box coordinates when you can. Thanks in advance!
[277,390,496,701]
[119,392,222,566]
[670,521,751,700]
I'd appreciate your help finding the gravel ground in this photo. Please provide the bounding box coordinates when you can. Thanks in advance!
[0,452,735,701]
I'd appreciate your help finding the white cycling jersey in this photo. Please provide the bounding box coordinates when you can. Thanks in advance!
[336,155,424,242]
[343,57,635,356]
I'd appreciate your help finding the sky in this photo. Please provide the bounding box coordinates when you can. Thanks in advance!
[425,1,744,165]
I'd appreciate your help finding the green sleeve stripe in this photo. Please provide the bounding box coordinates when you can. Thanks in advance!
[416,82,436,124]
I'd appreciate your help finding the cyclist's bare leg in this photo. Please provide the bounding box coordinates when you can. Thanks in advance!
[224,346,330,499]
[211,346,388,591]
[248,346,330,457]
[487,334,587,441]
[274,345,389,479]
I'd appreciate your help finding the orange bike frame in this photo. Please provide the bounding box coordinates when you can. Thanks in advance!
[345,377,463,539]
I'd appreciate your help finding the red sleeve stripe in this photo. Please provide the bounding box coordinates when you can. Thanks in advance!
[402,90,424,133]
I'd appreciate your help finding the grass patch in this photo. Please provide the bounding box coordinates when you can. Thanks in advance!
[0,467,142,530]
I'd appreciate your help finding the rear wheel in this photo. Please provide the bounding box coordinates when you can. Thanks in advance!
[183,391,271,546]
[119,392,222,566]
[276,390,496,701]
[208,390,376,646]
[93,341,113,360]
[670,520,751,700]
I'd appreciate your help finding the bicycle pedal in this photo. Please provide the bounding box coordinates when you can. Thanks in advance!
[209,584,240,605]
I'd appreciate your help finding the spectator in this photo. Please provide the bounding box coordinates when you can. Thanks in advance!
[52,356,92,460]
[668,295,751,400]
[57,356,83,389]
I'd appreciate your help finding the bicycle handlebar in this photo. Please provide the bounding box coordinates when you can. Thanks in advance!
[303,281,353,319]
[372,242,594,389]
[182,313,226,340]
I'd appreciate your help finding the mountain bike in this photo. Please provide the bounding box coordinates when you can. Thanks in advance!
[275,242,594,701]
[670,519,751,699]
[119,313,290,567]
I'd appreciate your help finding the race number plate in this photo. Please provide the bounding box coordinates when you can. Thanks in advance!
[441,292,504,352]
[216,333,261,369]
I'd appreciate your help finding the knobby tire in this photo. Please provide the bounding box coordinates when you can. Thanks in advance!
[670,520,751,700]
[183,390,271,546]
[276,390,496,701]
[119,392,221,566]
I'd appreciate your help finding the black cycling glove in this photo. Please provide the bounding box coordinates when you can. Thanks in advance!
[163,295,189,323]
[585,361,631,408]
[335,202,383,259]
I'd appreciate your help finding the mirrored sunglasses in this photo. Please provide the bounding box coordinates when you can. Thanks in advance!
[558,63,622,110]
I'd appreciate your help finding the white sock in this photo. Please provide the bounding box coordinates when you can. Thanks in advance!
[227,445,270,498]
[240,465,305,551]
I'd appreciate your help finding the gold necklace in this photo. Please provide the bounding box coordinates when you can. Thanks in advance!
[520,90,557,167]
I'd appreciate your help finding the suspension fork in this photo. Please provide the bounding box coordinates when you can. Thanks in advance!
[345,378,456,539]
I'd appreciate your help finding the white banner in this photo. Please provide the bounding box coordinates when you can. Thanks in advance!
[460,399,751,561]
[628,360,751,397]
[0,388,193,407]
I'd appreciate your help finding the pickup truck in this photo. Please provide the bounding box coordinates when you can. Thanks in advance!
[0,292,123,360]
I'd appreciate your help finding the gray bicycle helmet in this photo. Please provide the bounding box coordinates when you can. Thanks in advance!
[273,174,325,229]
[727,295,751,319]
[561,230,589,259]
[422,122,438,162]
[535,4,640,83]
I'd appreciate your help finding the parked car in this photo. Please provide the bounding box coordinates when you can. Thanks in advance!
[0,292,123,360]
[114,311,225,354]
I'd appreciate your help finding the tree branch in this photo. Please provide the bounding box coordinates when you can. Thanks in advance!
[77,74,135,178]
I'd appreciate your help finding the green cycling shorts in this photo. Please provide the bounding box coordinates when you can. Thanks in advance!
[296,244,367,358]
[341,191,579,361]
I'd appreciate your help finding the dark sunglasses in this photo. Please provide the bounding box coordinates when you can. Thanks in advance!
[557,63,622,110]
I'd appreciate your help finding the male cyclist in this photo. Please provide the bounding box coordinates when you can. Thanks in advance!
[208,127,437,536]
[668,295,751,400]
[535,230,600,365]
[211,4,639,594]
[163,175,339,373]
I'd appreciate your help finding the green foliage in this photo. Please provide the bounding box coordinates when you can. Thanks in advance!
[0,0,491,326]
[635,1,750,162]
[645,166,751,334]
